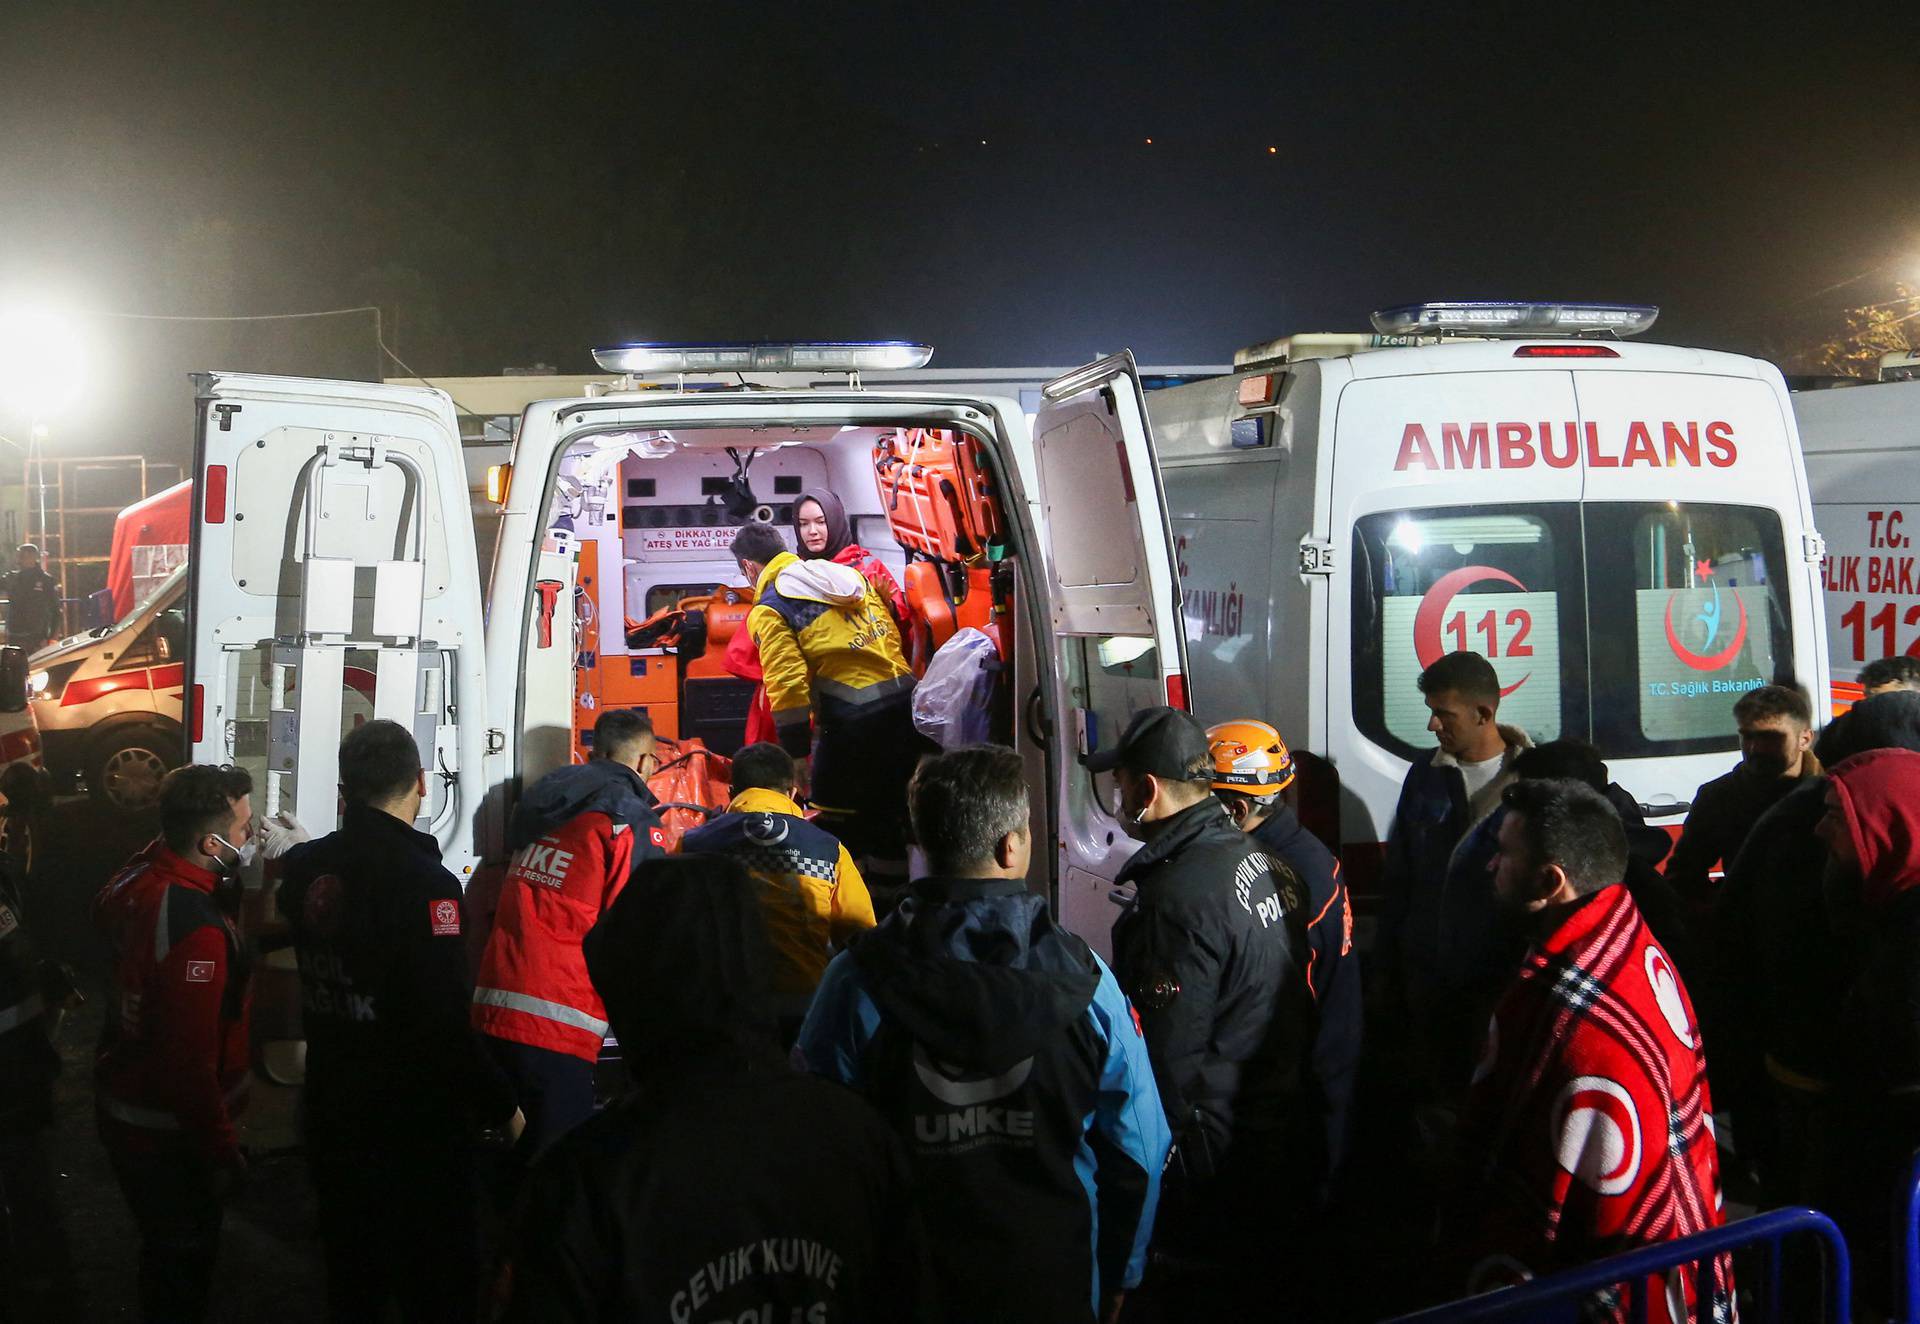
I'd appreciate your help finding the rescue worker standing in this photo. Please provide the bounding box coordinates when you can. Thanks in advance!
[1092,707,1313,1300]
[473,707,666,1154]
[678,741,874,1036]
[730,522,921,888]
[0,839,79,1321]
[1206,719,1361,1195]
[1,544,60,648]
[797,745,1168,1324]
[93,764,255,1324]
[279,720,523,1324]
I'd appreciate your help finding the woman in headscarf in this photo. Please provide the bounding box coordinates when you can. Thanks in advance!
[793,488,910,634]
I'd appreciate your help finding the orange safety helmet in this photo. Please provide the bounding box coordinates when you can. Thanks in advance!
[1205,719,1296,797]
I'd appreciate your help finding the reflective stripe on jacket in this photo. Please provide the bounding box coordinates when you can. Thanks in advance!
[748,551,913,757]
[474,808,637,1060]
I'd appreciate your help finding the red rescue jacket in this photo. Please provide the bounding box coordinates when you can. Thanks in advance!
[93,842,251,1162]
[474,763,667,1061]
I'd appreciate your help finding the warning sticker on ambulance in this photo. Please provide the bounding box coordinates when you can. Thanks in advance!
[635,527,744,555]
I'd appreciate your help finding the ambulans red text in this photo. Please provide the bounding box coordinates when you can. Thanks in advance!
[1392,421,1737,472]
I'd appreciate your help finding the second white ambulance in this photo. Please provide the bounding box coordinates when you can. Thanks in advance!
[1149,302,1829,904]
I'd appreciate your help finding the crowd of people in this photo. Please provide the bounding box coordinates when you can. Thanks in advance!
[4,532,1920,1319]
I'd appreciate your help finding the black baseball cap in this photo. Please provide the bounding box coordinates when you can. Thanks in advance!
[1081,706,1211,778]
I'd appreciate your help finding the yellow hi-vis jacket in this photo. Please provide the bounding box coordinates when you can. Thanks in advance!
[677,786,876,1002]
[747,551,913,757]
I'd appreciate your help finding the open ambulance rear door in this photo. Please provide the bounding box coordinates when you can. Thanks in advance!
[1025,353,1190,956]
[184,374,492,877]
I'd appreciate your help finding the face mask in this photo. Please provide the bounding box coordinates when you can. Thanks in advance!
[210,834,256,874]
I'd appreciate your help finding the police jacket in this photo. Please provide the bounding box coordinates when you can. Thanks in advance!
[499,1054,933,1324]
[474,760,667,1061]
[679,786,874,1005]
[0,855,59,1135]
[1250,804,1361,1182]
[93,842,251,1162]
[1112,798,1311,1183]
[748,551,914,757]
[280,803,516,1150]
[797,876,1168,1324]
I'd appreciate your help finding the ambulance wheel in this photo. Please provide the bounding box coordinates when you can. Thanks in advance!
[87,728,178,812]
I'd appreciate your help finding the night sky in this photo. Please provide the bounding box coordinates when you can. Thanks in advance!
[1,2,1916,455]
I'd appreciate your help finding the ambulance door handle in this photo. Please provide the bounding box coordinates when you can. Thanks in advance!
[1637,800,1691,819]
[1025,687,1051,749]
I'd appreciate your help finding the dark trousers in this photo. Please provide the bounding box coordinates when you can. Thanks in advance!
[812,696,928,870]
[486,1037,596,1158]
[106,1143,223,1324]
[0,1129,77,1323]
[310,1142,481,1324]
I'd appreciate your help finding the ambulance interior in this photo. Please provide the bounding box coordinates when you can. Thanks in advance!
[518,422,1030,834]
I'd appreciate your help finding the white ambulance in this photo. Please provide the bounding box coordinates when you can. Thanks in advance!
[1149,302,1830,903]
[1792,372,1920,709]
[180,345,1187,958]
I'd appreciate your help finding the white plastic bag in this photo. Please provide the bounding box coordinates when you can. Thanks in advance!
[911,628,999,749]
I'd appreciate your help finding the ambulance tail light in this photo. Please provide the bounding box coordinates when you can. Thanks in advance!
[590,341,934,374]
[1369,302,1659,338]
[203,465,228,524]
[1237,374,1275,406]
[1165,674,1188,711]
[486,463,512,505]
[1512,344,1621,359]
[190,684,204,744]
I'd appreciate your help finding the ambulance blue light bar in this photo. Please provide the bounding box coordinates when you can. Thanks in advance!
[1369,302,1659,338]
[591,341,934,373]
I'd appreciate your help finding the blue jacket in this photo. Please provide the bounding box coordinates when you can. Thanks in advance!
[797,877,1169,1324]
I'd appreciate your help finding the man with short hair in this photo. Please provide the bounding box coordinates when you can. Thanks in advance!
[1667,683,1822,907]
[1378,650,1530,1019]
[497,855,937,1323]
[1205,719,1361,1195]
[280,719,522,1324]
[1095,707,1311,1292]
[731,520,921,887]
[1,543,60,647]
[1451,779,1728,1322]
[473,706,666,1155]
[93,763,256,1323]
[797,745,1169,1324]
[678,741,873,1034]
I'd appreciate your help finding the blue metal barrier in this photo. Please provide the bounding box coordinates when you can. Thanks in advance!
[1896,1150,1920,1324]
[1383,1207,1851,1323]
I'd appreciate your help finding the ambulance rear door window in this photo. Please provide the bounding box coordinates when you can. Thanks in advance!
[1350,505,1587,760]
[1585,502,1792,756]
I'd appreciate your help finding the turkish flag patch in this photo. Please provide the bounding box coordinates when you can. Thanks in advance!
[430,899,461,936]
[649,826,667,849]
[185,960,215,984]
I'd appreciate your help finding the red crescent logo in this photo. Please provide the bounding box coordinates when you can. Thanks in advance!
[1552,1075,1643,1196]
[1412,565,1532,697]
[1662,592,1748,672]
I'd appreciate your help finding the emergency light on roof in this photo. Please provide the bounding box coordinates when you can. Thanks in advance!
[590,341,934,374]
[1368,302,1659,339]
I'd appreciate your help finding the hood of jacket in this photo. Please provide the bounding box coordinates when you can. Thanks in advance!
[761,550,867,608]
[1827,690,1920,764]
[853,877,1100,1076]
[793,487,854,561]
[583,854,778,1071]
[1829,747,1920,910]
[1431,723,1532,770]
[508,758,658,853]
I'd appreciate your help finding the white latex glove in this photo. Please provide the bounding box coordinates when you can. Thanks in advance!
[259,811,313,861]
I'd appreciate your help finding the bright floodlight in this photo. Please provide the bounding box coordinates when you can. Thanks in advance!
[0,305,87,419]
